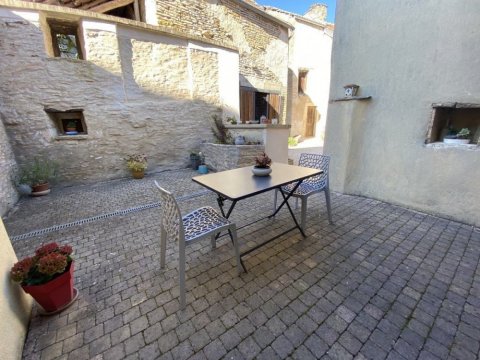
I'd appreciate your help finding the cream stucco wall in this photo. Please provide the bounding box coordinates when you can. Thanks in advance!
[266,8,332,140]
[0,219,32,360]
[324,0,480,226]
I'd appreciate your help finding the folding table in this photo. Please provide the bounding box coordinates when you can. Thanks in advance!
[192,163,322,271]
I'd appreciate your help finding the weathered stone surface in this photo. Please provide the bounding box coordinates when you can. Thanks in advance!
[155,0,289,122]
[0,8,231,192]
[200,143,264,171]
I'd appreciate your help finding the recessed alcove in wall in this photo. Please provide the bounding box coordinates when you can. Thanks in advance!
[45,108,87,137]
[426,103,480,144]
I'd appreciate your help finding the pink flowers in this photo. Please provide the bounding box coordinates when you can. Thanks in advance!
[11,242,73,285]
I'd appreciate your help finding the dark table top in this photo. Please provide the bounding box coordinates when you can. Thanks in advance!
[192,163,323,201]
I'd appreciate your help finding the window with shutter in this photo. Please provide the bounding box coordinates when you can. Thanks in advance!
[239,87,282,123]
[298,70,308,95]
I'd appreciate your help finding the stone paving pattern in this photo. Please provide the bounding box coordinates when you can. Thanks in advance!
[5,169,480,360]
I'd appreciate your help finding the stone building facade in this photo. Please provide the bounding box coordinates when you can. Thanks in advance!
[153,0,290,123]
[325,0,480,226]
[266,4,333,141]
[0,0,243,216]
[0,0,290,217]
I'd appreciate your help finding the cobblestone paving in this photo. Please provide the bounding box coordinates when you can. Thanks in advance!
[6,169,480,360]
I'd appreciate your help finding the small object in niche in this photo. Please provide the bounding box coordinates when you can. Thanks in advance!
[272,118,278,125]
[443,127,471,144]
[344,84,359,97]
[65,131,78,135]
[260,115,267,124]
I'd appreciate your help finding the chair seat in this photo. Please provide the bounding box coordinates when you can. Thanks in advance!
[183,206,230,242]
[281,182,324,196]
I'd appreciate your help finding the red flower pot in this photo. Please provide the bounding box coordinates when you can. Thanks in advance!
[22,262,75,313]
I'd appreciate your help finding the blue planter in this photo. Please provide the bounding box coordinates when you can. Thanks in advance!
[198,165,208,174]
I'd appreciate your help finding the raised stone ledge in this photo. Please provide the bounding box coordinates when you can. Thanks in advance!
[55,135,89,141]
[200,143,265,172]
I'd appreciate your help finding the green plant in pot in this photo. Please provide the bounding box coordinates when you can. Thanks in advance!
[444,128,471,144]
[126,154,147,179]
[190,151,201,170]
[18,157,58,196]
[65,120,78,134]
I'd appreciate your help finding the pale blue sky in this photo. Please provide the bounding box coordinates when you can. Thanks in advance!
[256,0,336,23]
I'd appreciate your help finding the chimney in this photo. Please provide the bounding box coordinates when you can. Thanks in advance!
[304,3,327,22]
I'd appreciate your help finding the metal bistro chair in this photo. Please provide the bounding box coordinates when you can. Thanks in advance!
[154,181,242,309]
[274,153,333,231]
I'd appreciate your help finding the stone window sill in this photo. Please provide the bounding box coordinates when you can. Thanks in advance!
[425,142,479,150]
[55,135,89,141]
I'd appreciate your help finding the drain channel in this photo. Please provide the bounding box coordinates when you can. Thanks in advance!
[10,190,211,241]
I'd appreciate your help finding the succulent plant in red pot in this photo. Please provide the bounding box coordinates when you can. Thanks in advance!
[11,242,77,314]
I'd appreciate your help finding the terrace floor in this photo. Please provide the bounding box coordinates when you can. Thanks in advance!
[4,169,480,360]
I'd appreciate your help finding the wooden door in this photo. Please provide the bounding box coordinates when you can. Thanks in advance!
[306,106,317,137]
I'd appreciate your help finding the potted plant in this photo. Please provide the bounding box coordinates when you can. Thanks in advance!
[252,152,272,176]
[65,120,78,135]
[226,116,237,125]
[126,154,147,179]
[444,128,471,144]
[190,151,201,170]
[10,242,77,314]
[18,157,58,196]
[198,152,208,174]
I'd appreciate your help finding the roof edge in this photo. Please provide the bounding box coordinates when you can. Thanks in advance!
[0,0,239,51]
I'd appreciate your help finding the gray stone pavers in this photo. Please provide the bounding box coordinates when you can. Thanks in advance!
[5,168,480,359]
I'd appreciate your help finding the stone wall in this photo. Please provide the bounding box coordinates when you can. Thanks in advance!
[155,0,289,122]
[0,7,239,187]
[200,143,264,171]
[0,118,18,217]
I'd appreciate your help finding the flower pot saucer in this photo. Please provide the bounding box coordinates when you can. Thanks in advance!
[37,287,78,316]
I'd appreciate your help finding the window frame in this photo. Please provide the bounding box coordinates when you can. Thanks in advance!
[239,87,281,123]
[48,19,84,60]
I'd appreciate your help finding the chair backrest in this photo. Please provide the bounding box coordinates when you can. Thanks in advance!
[154,181,183,242]
[298,153,330,189]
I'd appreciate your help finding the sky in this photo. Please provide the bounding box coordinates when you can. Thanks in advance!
[256,0,336,23]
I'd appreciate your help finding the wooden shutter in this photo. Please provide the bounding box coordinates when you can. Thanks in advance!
[298,71,308,94]
[306,106,318,137]
[240,88,254,123]
[267,93,281,120]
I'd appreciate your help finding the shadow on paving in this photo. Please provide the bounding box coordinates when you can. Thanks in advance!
[3,169,205,237]
[6,170,480,360]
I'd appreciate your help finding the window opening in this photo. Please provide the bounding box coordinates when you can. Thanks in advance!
[240,87,281,123]
[426,104,480,144]
[298,70,308,95]
[49,21,83,59]
[45,109,87,136]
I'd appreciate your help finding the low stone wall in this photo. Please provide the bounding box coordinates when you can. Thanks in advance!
[200,143,264,171]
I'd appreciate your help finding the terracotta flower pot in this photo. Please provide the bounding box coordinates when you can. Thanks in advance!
[22,262,75,313]
[31,182,51,196]
[132,170,145,179]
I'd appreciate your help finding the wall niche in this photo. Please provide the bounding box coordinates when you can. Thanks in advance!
[426,103,480,145]
[45,108,87,137]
